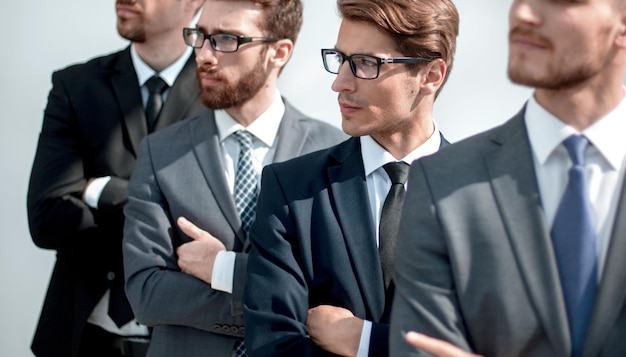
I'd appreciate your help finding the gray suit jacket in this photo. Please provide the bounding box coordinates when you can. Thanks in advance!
[390,107,626,357]
[123,102,346,357]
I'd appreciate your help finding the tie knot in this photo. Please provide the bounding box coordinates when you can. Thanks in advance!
[234,130,254,149]
[383,162,409,185]
[563,135,589,167]
[145,75,168,94]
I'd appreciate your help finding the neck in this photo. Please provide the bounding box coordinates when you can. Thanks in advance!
[225,84,278,128]
[133,32,189,72]
[372,115,435,160]
[534,70,625,132]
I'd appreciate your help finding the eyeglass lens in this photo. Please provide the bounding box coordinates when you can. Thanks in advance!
[184,29,241,52]
[323,51,379,79]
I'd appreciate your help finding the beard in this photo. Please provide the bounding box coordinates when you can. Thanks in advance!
[197,54,270,110]
[507,27,605,91]
[116,0,146,42]
[117,20,147,42]
[508,55,600,91]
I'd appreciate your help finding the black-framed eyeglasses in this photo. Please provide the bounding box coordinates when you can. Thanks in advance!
[321,48,435,80]
[183,28,283,53]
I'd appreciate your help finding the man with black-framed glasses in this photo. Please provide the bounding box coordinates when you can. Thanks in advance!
[122,1,344,356]
[243,0,458,356]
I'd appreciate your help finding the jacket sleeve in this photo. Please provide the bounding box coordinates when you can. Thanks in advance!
[243,165,318,356]
[123,137,245,336]
[27,70,127,251]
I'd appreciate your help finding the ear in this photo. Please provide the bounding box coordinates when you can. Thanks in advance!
[615,13,626,49]
[420,58,447,96]
[267,39,294,70]
[188,0,205,15]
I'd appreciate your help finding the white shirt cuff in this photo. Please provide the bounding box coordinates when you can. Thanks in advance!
[84,176,111,208]
[357,320,372,357]
[211,250,236,293]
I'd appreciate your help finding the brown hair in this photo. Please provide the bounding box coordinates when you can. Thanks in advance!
[222,0,303,44]
[338,0,459,88]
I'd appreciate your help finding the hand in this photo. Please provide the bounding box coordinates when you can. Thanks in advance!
[404,331,483,357]
[306,305,363,357]
[176,216,226,284]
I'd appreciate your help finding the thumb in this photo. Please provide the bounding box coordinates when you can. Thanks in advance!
[177,216,204,241]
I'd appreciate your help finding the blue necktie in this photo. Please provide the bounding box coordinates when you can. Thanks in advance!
[234,130,258,236]
[233,130,256,357]
[550,135,598,357]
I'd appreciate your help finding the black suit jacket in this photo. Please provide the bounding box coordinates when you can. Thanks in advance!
[27,46,205,357]
[244,135,448,356]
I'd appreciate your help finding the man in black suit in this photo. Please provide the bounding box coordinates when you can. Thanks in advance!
[27,0,205,356]
[242,0,459,356]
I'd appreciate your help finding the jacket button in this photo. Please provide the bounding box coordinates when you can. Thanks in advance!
[106,272,115,281]
[213,324,222,332]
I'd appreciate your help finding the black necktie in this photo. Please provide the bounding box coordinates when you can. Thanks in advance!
[145,75,168,132]
[379,162,410,290]
[108,279,134,328]
[551,135,597,357]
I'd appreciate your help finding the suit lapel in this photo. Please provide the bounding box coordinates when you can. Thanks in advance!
[583,178,626,357]
[189,112,245,247]
[273,100,307,162]
[327,138,385,320]
[110,47,146,156]
[485,110,571,353]
[153,54,201,132]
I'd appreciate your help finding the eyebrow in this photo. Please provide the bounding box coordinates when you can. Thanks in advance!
[332,47,381,57]
[194,25,244,36]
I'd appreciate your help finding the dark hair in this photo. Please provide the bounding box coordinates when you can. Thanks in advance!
[338,0,459,89]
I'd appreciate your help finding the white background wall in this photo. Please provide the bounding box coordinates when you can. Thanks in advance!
[0,1,529,355]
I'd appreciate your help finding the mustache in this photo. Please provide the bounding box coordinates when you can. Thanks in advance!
[116,0,137,5]
[337,93,365,108]
[196,66,225,81]
[509,27,551,48]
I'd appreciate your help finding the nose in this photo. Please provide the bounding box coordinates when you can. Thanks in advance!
[510,0,541,27]
[330,61,356,93]
[195,39,218,66]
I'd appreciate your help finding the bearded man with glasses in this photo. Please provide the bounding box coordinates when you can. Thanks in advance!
[243,0,458,356]
[121,1,345,356]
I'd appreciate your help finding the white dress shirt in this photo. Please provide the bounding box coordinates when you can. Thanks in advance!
[357,121,442,356]
[210,91,285,293]
[86,45,193,336]
[525,93,626,279]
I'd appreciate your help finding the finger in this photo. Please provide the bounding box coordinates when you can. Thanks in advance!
[177,216,204,240]
[405,332,458,357]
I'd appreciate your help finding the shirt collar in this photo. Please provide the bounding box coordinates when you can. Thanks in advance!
[525,93,626,170]
[215,90,285,147]
[130,45,193,87]
[361,120,442,177]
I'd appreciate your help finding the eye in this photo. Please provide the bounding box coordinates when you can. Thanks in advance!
[353,55,378,68]
[215,34,238,43]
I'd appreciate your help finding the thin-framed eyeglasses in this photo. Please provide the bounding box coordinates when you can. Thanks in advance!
[183,28,283,53]
[321,48,436,80]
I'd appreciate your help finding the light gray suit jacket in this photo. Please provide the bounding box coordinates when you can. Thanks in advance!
[390,107,626,357]
[123,102,346,357]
